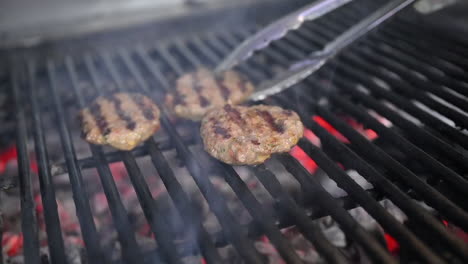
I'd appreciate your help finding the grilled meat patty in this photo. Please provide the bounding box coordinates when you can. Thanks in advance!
[165,68,254,120]
[201,104,304,165]
[79,92,160,150]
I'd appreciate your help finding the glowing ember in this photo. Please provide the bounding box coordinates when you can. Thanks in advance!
[290,146,318,174]
[384,233,399,255]
[312,116,350,143]
[2,115,462,264]
[0,146,37,175]
[291,115,379,175]
[2,233,23,257]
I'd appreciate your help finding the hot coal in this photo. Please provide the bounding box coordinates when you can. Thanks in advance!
[0,116,433,264]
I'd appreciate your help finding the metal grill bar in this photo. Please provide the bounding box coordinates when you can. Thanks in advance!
[132,44,297,263]
[104,51,211,263]
[145,140,223,262]
[326,69,467,186]
[327,51,468,150]
[251,165,348,264]
[191,36,224,65]
[180,34,351,263]
[89,146,143,262]
[257,31,468,214]
[218,163,304,264]
[27,62,68,264]
[125,38,394,262]
[237,27,468,262]
[80,54,181,263]
[295,137,445,263]
[375,29,468,89]
[203,32,265,80]
[51,135,195,175]
[12,64,41,264]
[320,65,468,175]
[350,48,468,127]
[65,56,144,263]
[300,22,468,130]
[317,75,468,184]
[278,154,396,263]
[46,61,106,263]
[289,91,466,261]
[120,152,182,262]
[293,24,468,154]
[159,114,265,264]
[123,47,264,263]
[317,81,467,209]
[200,27,397,264]
[10,1,468,262]
[276,23,468,194]
[392,19,468,55]
[312,52,467,167]
[152,46,308,263]
[274,19,466,192]
[310,59,464,193]
[135,46,171,91]
[275,92,457,263]
[318,92,467,210]
[357,44,468,113]
[117,46,224,264]
[365,40,468,102]
[117,48,265,264]
[296,93,467,258]
[174,40,203,67]
[330,6,468,89]
[209,187,387,248]
[129,41,370,263]
[379,27,468,76]
[323,12,468,126]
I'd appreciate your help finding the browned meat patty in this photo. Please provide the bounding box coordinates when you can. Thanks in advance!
[200,104,304,165]
[165,68,254,120]
[79,92,160,150]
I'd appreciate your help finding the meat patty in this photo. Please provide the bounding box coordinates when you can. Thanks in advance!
[165,68,254,121]
[79,92,160,150]
[200,104,304,165]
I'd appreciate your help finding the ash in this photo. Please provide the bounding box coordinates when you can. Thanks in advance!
[1,141,410,264]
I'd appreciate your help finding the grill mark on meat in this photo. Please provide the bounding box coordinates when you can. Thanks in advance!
[213,121,231,139]
[110,95,137,130]
[143,108,155,121]
[201,105,303,165]
[257,110,284,133]
[130,94,155,121]
[103,127,111,136]
[199,95,210,107]
[89,102,110,136]
[192,72,210,107]
[224,104,246,127]
[173,92,186,106]
[214,75,231,100]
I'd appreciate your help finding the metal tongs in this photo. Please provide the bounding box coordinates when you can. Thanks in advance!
[215,0,415,101]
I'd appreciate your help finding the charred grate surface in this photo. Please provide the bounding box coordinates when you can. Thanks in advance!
[5,0,468,263]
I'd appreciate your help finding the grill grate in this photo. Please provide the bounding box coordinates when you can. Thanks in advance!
[7,0,468,263]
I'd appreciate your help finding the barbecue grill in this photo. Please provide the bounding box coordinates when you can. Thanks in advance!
[2,0,468,263]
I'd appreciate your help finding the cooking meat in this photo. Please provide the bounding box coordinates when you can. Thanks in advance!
[79,92,160,150]
[200,104,304,165]
[165,68,254,120]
